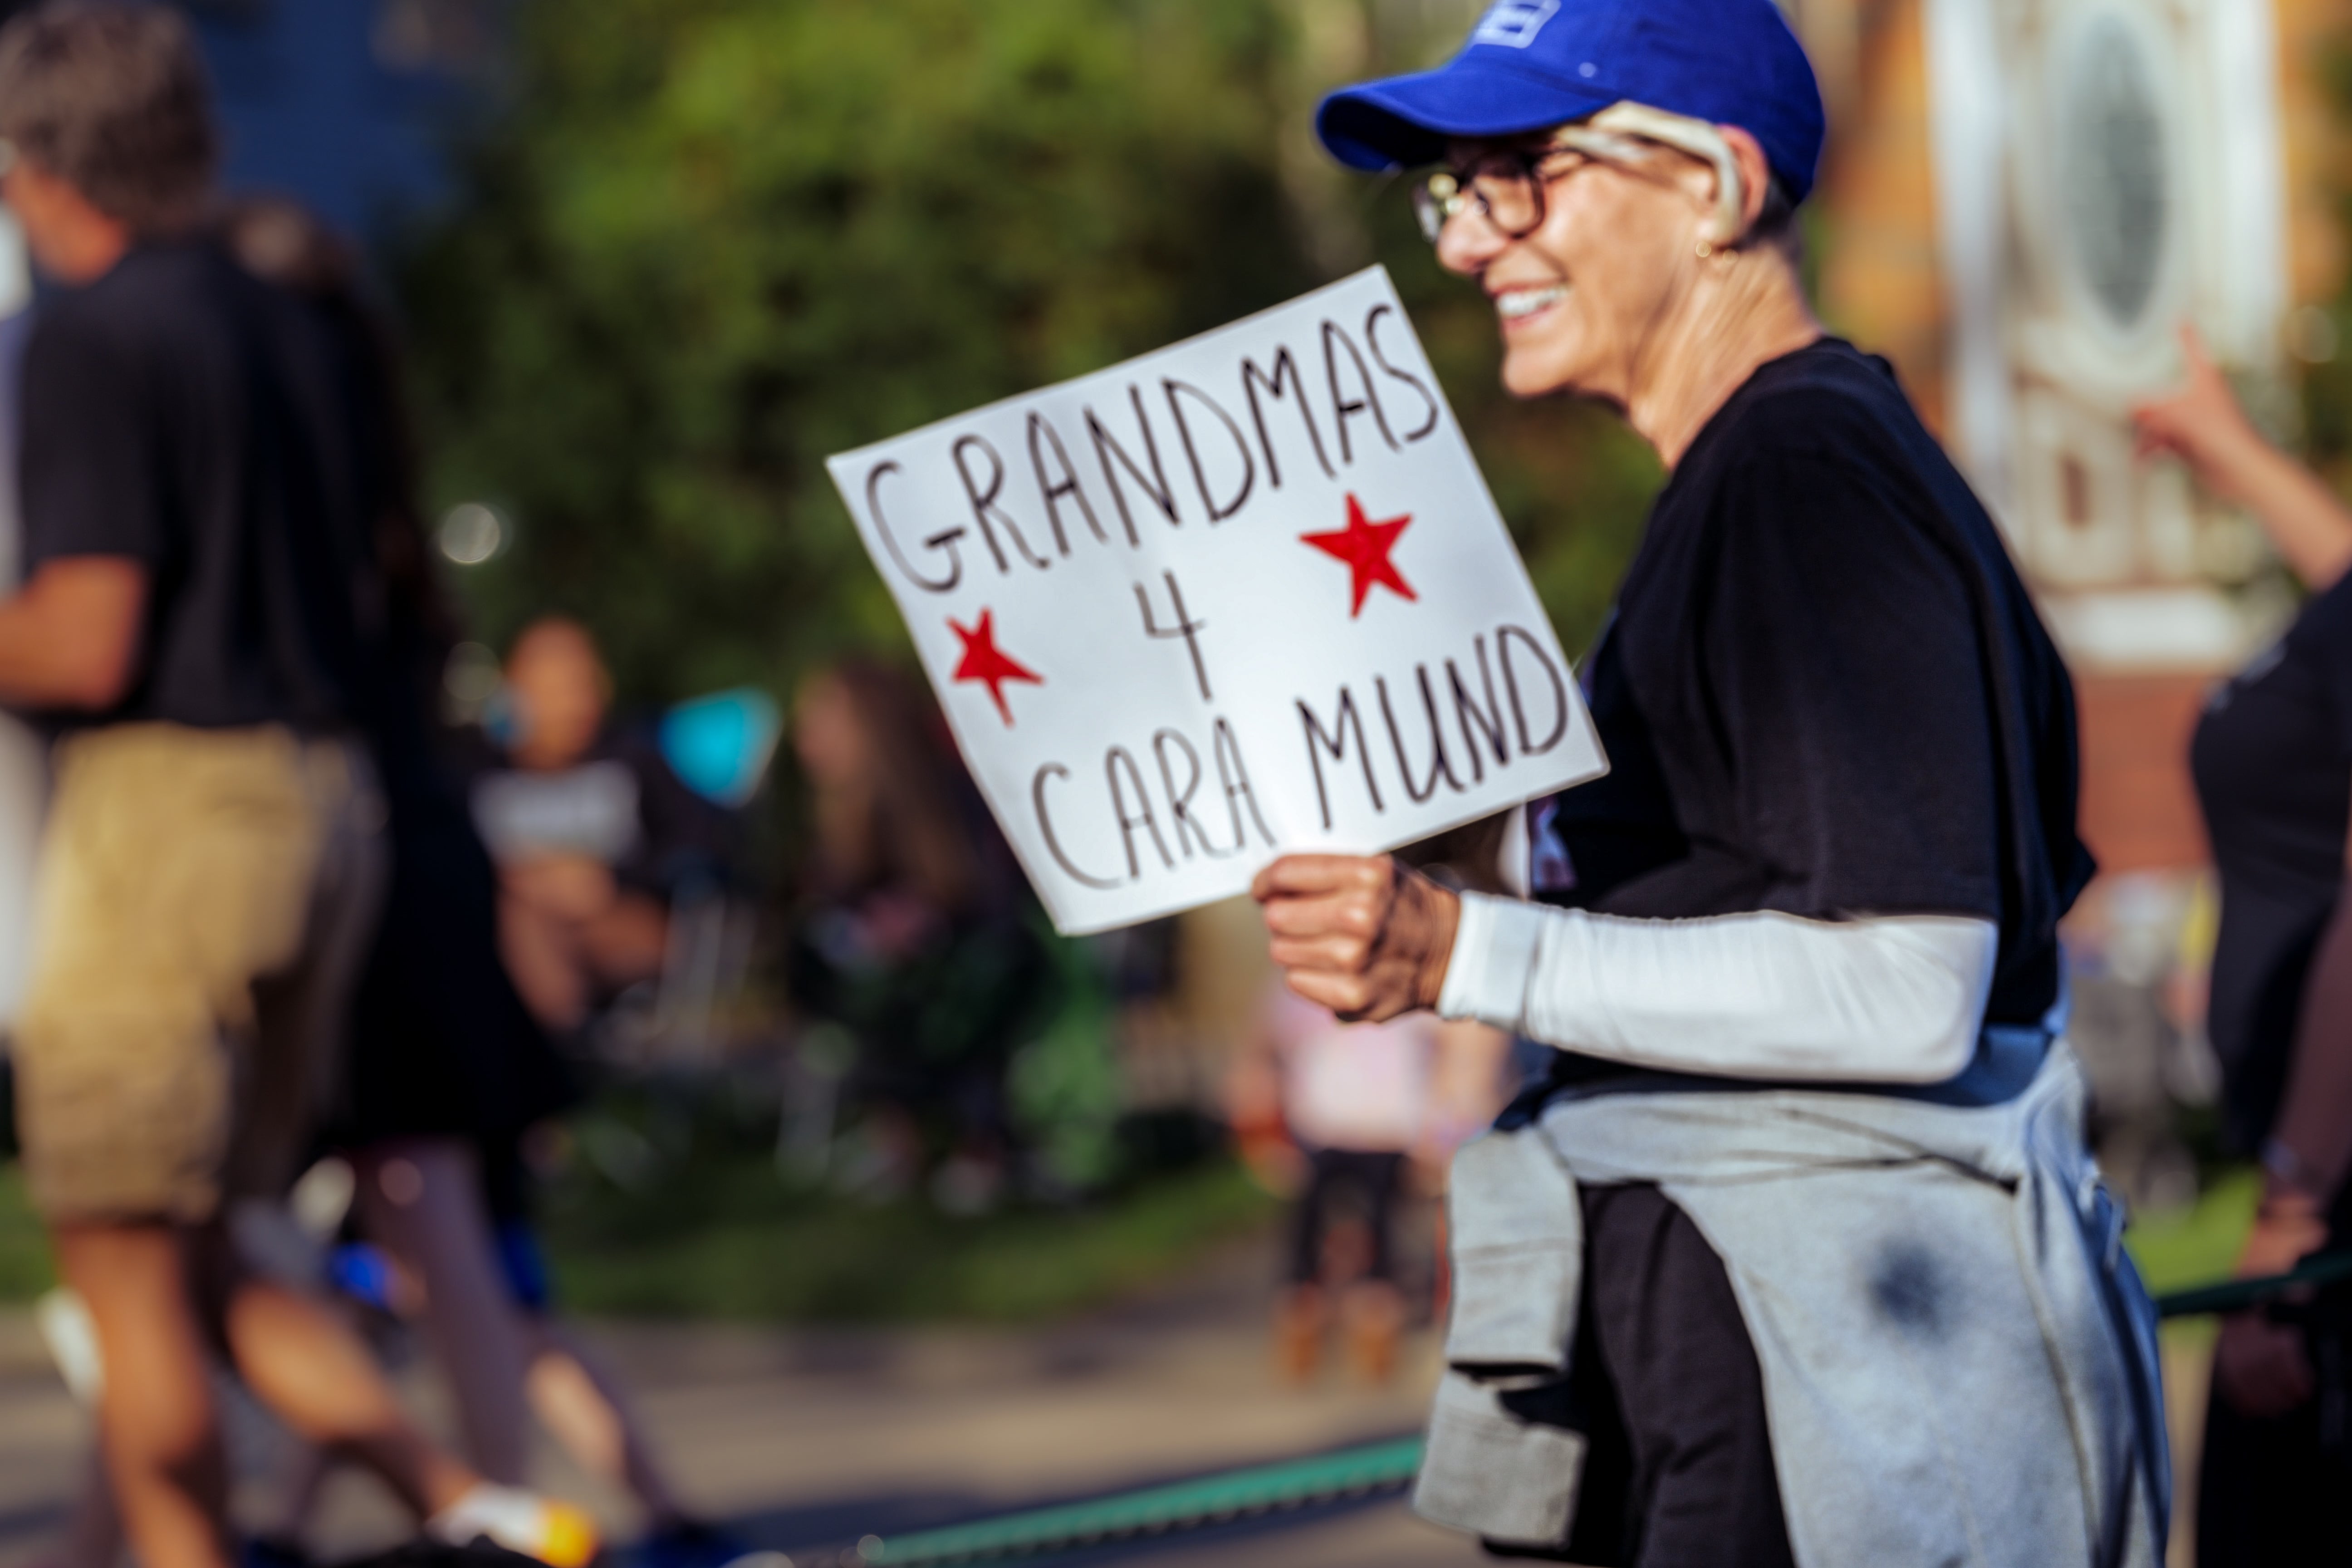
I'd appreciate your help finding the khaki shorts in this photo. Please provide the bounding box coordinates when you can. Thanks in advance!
[12,723,385,1225]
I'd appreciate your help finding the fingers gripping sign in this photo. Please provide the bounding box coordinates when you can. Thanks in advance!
[1252,853,1460,1022]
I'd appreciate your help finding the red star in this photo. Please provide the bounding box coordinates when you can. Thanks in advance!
[1300,494,1417,617]
[949,608,1044,725]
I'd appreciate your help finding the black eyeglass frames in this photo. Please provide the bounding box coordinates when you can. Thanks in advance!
[1409,144,1603,245]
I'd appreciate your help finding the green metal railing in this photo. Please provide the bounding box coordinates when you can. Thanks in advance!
[844,1435,1424,1566]
[801,1255,2352,1567]
[2141,1250,2352,1317]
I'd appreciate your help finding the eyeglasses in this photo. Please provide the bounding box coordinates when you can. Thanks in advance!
[1407,104,1749,250]
[1410,144,1606,244]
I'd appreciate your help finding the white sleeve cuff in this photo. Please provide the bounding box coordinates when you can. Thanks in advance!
[1438,891,1551,1029]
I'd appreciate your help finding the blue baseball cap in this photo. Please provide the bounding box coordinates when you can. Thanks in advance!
[1317,0,1826,204]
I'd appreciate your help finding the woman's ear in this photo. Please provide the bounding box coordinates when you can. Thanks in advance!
[1714,125,1774,245]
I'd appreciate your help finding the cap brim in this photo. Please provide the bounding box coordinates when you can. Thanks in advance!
[1315,61,1614,172]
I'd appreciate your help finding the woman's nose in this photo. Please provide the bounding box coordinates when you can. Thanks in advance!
[1435,210,1504,277]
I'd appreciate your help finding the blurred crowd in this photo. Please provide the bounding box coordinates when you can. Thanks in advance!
[0,14,1487,1568]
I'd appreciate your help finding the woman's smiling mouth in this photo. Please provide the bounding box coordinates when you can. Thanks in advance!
[1494,283,1570,324]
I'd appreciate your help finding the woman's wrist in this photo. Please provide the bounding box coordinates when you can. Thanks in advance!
[1413,877,1461,1013]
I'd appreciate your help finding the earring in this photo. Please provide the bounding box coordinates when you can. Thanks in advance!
[1695,239,1715,259]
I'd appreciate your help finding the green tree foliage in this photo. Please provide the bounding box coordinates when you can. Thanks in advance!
[398,0,1659,706]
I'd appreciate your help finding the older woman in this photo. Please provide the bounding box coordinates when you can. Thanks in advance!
[1259,2,2166,1564]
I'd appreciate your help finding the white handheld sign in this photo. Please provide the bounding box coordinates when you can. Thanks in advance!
[826,266,1607,935]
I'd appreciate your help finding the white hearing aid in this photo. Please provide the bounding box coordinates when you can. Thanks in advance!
[1548,101,1748,254]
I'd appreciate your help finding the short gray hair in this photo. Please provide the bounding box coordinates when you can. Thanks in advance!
[0,3,218,235]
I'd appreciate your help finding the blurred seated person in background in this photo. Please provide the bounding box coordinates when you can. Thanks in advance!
[1228,985,1509,1384]
[474,616,733,1035]
[789,660,1048,1208]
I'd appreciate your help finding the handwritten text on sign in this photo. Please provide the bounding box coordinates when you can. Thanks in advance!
[825,267,1607,935]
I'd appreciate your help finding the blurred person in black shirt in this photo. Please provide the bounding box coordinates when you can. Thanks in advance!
[217,192,563,1494]
[221,196,730,1568]
[2137,329,2352,1565]
[0,11,592,1568]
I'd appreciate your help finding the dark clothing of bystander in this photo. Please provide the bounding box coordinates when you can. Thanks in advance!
[2193,574,2352,1155]
[264,252,573,1151]
[9,238,386,1223]
[19,241,368,734]
[2190,562,2352,1562]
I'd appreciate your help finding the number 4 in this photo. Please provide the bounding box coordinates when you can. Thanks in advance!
[1134,570,1212,704]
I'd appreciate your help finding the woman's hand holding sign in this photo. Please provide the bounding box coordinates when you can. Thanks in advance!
[1253,853,1460,1022]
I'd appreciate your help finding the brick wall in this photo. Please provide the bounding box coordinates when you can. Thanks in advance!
[2073,674,2216,874]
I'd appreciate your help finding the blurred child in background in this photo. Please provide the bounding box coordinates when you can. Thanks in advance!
[1229,984,1509,1383]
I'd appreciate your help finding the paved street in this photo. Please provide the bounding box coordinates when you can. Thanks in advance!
[0,1235,1484,1568]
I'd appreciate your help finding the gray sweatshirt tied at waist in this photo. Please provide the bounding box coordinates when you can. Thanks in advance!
[1416,1035,2168,1567]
